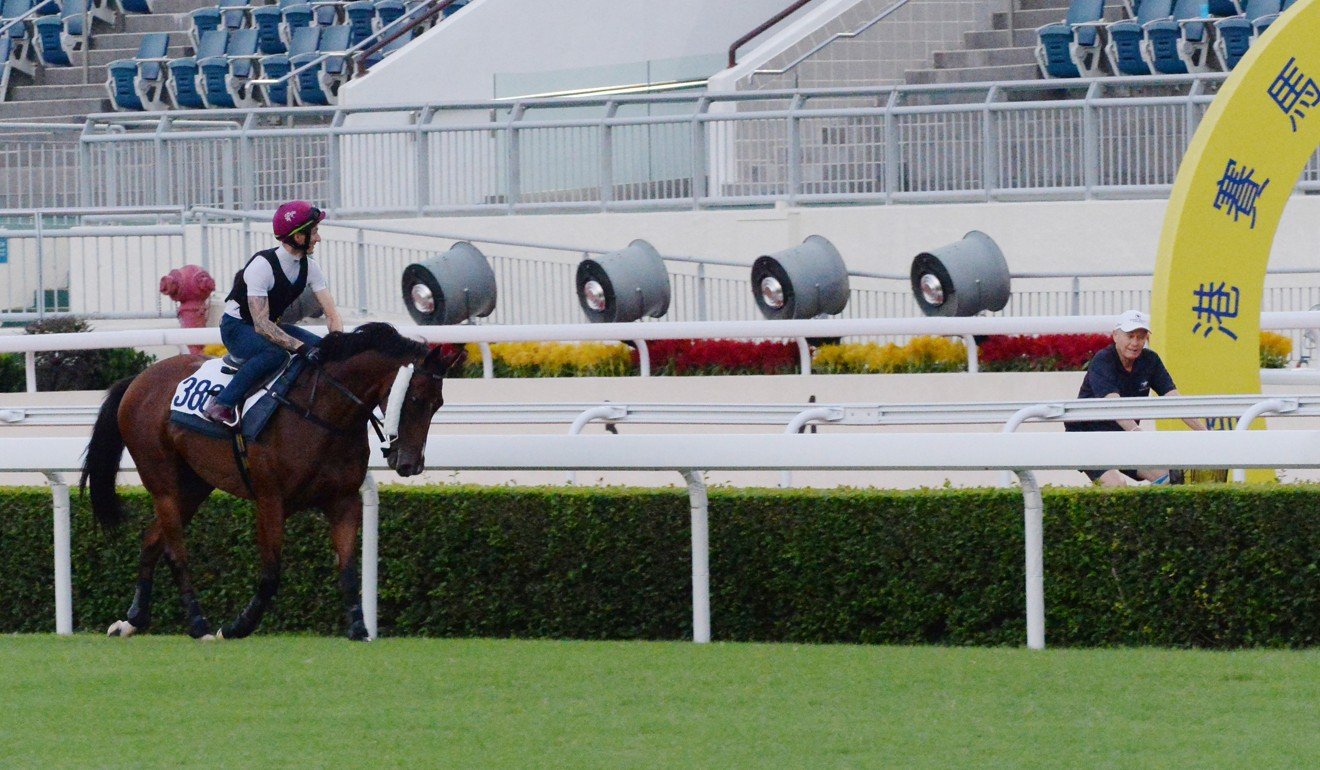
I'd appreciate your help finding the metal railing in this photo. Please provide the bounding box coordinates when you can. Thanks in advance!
[6,75,1314,214]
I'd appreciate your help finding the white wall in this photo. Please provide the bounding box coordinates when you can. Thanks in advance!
[366,196,1320,278]
[339,0,821,106]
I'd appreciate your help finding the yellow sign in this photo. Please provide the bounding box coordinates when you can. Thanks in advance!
[1151,0,1320,479]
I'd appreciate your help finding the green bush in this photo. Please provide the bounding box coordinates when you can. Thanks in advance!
[0,317,156,392]
[0,485,1314,647]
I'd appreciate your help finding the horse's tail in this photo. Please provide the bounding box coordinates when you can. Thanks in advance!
[80,377,135,529]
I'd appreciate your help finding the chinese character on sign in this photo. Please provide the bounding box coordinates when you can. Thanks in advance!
[1267,57,1320,132]
[1192,282,1240,341]
[1212,159,1270,228]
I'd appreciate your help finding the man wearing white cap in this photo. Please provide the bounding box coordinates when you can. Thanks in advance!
[1065,309,1207,486]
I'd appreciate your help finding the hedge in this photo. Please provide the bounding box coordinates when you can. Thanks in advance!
[0,485,1315,647]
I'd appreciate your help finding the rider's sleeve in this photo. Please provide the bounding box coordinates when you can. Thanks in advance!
[306,259,329,294]
[242,257,277,297]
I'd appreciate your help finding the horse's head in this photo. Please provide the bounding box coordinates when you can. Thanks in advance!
[382,344,466,477]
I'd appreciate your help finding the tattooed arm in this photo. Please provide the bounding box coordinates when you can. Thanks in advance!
[247,296,305,352]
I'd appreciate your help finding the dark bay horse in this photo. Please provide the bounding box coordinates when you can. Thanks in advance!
[80,322,463,640]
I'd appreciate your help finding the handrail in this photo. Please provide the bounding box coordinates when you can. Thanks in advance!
[728,0,816,68]
[751,0,915,77]
[353,0,458,77]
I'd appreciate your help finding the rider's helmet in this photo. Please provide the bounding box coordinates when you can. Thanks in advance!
[273,200,326,243]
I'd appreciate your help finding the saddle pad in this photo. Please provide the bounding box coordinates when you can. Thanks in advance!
[168,357,302,441]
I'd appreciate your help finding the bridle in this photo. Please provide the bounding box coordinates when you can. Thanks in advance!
[271,359,420,457]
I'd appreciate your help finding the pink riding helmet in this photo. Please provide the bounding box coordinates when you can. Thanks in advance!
[273,200,326,241]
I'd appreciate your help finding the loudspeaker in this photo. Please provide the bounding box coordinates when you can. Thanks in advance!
[910,230,1010,317]
[751,235,849,320]
[576,239,670,323]
[401,242,498,325]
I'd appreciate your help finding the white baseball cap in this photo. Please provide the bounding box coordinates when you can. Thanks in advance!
[1114,309,1151,333]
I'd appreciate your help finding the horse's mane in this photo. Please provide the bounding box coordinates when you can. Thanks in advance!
[317,322,428,363]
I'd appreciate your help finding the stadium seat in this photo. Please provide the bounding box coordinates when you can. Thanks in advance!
[168,28,227,109]
[291,22,348,105]
[1,0,40,77]
[251,5,286,54]
[281,1,313,46]
[190,7,221,48]
[345,0,375,46]
[113,0,156,12]
[1144,0,1214,74]
[199,26,260,108]
[1251,0,1297,34]
[105,32,169,111]
[33,0,90,68]
[258,23,318,106]
[0,36,12,102]
[311,0,339,26]
[1214,0,1280,70]
[1207,0,1243,13]
[1035,0,1107,79]
[374,0,405,30]
[1106,0,1172,76]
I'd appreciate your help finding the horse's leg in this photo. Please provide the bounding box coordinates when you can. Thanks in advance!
[108,473,214,638]
[155,493,216,639]
[326,494,369,641]
[106,521,165,637]
[220,497,286,640]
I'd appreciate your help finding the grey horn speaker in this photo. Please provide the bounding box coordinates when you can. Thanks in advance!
[751,235,849,320]
[910,230,1010,317]
[401,241,498,325]
[576,239,670,323]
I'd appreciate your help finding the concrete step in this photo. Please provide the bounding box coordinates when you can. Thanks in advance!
[1018,0,1075,10]
[38,66,109,86]
[0,95,110,120]
[905,63,1042,86]
[933,46,1036,70]
[7,83,109,103]
[122,12,193,34]
[94,30,194,52]
[964,28,1045,50]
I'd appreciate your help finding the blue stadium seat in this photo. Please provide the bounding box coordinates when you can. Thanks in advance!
[374,0,404,29]
[200,26,260,108]
[1251,0,1297,34]
[1144,0,1214,74]
[441,0,467,17]
[258,23,317,106]
[105,32,169,111]
[310,0,339,26]
[168,28,227,109]
[1106,0,1172,76]
[1207,0,1243,13]
[1,0,39,78]
[190,7,221,47]
[0,36,12,102]
[1035,0,1106,79]
[34,0,89,67]
[1214,0,1280,70]
[251,5,286,54]
[218,0,247,31]
[281,2,313,46]
[291,22,348,105]
[345,0,374,46]
[114,0,156,12]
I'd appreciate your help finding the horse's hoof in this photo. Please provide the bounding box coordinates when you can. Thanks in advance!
[198,633,217,642]
[347,620,371,641]
[186,617,213,640]
[106,620,137,638]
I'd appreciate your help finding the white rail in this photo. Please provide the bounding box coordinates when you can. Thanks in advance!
[4,313,1320,391]
[5,409,1317,649]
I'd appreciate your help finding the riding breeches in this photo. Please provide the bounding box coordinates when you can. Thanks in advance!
[213,314,322,408]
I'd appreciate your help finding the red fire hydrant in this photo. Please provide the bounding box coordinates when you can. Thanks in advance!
[160,265,216,354]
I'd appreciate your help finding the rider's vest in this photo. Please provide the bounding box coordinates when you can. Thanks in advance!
[225,248,309,325]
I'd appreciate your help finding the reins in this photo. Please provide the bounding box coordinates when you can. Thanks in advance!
[271,362,390,446]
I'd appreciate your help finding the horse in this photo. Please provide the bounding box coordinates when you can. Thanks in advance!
[80,322,464,640]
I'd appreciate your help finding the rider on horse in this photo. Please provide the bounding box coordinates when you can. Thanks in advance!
[204,201,344,426]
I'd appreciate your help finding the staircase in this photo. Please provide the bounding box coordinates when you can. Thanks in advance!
[905,0,1131,86]
[0,1,215,123]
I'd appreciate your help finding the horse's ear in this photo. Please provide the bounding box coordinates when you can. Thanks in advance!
[424,343,467,377]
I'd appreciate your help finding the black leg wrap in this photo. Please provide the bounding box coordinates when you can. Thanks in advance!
[222,574,279,640]
[181,592,211,639]
[338,564,368,640]
[126,578,153,631]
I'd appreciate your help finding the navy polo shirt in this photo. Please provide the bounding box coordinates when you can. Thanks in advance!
[1065,344,1176,432]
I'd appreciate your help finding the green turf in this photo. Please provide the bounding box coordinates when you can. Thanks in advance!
[0,636,1315,769]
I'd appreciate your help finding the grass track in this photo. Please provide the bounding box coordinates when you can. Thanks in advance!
[0,636,1316,768]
